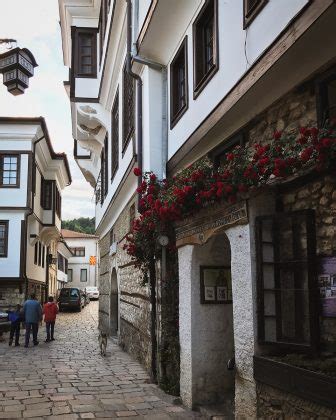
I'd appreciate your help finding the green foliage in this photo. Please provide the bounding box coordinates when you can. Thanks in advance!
[62,217,95,234]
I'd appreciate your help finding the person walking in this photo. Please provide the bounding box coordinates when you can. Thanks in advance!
[23,293,42,347]
[8,304,23,346]
[43,296,58,342]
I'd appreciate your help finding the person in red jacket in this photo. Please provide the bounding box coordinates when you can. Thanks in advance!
[43,296,59,342]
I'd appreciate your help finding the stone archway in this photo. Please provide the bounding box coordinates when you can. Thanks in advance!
[110,268,119,337]
[179,232,235,408]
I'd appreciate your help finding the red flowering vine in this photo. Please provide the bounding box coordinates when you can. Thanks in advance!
[124,126,336,272]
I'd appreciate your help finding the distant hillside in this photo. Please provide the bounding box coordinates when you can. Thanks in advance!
[62,217,95,235]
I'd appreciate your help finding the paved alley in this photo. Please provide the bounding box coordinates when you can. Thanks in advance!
[0,302,202,419]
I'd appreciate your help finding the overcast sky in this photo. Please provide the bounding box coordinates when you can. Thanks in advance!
[0,0,95,220]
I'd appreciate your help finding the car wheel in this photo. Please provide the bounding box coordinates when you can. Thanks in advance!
[78,305,82,312]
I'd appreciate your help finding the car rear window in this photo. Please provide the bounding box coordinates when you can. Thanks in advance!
[60,289,79,297]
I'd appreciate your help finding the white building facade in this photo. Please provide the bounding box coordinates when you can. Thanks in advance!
[59,1,336,418]
[61,229,98,289]
[0,117,71,305]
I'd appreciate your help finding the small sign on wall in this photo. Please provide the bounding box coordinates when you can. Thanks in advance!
[200,266,232,304]
[318,257,336,318]
[89,256,96,265]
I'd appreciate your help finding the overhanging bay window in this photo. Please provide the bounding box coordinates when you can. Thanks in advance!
[256,210,319,352]
[73,28,98,78]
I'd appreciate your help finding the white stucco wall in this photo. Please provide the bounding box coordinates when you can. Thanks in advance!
[167,0,310,159]
[0,153,29,207]
[63,237,98,289]
[0,211,25,278]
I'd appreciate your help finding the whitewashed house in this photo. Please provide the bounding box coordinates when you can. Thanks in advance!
[59,1,336,418]
[61,229,98,289]
[56,239,73,291]
[0,117,71,305]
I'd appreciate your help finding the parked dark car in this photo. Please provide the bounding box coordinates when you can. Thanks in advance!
[58,288,85,312]
[0,310,10,334]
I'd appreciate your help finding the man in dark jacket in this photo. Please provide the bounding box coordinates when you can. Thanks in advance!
[23,294,42,347]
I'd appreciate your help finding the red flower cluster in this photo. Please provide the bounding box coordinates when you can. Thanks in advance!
[124,126,336,271]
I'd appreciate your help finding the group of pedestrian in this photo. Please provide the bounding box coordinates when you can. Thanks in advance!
[8,294,59,348]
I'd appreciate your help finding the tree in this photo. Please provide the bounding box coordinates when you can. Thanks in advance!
[62,217,95,234]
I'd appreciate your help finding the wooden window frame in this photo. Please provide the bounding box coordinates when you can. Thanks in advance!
[129,203,135,231]
[67,268,73,282]
[316,67,336,127]
[111,89,119,181]
[41,178,53,210]
[74,27,98,78]
[170,36,189,128]
[0,154,20,188]
[256,209,319,354]
[71,247,85,257]
[193,0,219,99]
[42,245,45,268]
[209,131,246,169]
[80,268,88,282]
[122,61,135,153]
[34,242,38,265]
[0,220,9,258]
[104,134,108,197]
[55,186,61,218]
[38,241,42,267]
[243,0,268,29]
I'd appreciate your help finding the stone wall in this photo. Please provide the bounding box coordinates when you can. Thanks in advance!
[257,383,336,419]
[98,196,152,371]
[248,81,317,146]
[0,286,25,309]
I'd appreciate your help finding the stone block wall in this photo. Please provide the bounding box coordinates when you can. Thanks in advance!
[0,286,25,309]
[248,82,317,146]
[257,383,336,419]
[98,196,152,371]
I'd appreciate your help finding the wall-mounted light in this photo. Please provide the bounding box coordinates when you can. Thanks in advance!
[0,47,38,95]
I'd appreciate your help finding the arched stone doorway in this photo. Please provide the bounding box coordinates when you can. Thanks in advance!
[110,268,119,337]
[179,232,235,408]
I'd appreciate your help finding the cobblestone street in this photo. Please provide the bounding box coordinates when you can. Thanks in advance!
[0,302,202,419]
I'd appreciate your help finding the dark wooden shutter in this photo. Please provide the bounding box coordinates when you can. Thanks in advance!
[256,210,319,352]
[111,90,119,179]
[122,63,135,150]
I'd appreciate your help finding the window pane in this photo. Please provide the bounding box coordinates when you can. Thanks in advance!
[262,243,274,263]
[264,317,276,342]
[263,264,275,289]
[264,291,276,316]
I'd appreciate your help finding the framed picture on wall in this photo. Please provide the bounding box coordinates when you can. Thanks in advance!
[200,266,232,304]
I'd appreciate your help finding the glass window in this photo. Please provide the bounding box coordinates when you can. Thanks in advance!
[122,62,135,150]
[193,0,218,96]
[0,221,8,257]
[68,269,73,282]
[256,210,319,352]
[170,37,188,127]
[0,155,20,187]
[80,269,87,282]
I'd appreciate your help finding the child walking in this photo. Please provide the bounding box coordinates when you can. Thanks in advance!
[43,296,59,342]
[8,304,23,346]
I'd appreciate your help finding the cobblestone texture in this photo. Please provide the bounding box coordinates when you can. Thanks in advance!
[0,302,202,419]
